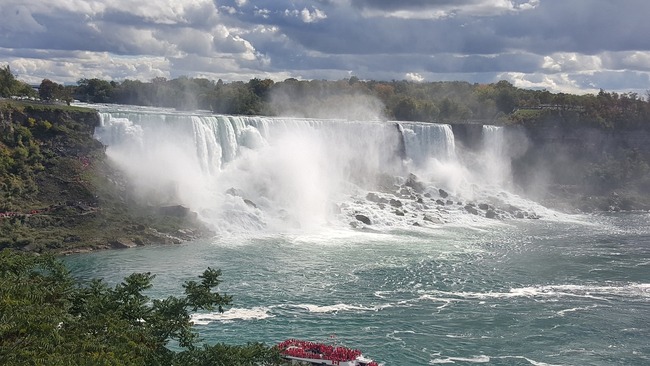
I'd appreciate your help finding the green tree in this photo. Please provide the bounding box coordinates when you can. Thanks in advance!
[248,78,274,100]
[0,65,15,97]
[75,78,115,103]
[0,249,283,366]
[0,65,37,98]
[494,80,518,114]
[38,79,64,101]
[393,97,419,121]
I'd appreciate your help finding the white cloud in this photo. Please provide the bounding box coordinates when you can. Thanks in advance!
[285,7,327,23]
[232,36,258,61]
[254,8,271,19]
[517,0,540,11]
[158,27,215,57]
[497,71,597,95]
[6,0,218,25]
[405,72,424,82]
[0,4,46,33]
[220,6,237,15]
[603,51,650,72]
[542,53,603,73]
[8,52,169,84]
[0,0,648,93]
[210,25,261,62]
[360,0,538,20]
[301,8,327,23]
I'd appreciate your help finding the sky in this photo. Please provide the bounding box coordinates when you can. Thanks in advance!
[1,0,650,95]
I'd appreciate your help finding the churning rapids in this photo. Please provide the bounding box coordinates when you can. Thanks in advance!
[65,105,650,365]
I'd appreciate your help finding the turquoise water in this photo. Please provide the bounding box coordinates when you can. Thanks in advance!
[64,212,650,365]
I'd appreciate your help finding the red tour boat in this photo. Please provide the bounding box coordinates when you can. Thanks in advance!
[278,339,380,366]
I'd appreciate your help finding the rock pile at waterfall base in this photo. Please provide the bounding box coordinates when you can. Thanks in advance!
[340,173,543,229]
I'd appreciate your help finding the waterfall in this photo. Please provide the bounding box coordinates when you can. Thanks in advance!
[481,125,510,187]
[93,106,541,233]
[400,122,456,165]
[95,112,457,178]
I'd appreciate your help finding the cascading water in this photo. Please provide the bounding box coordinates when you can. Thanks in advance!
[481,125,510,188]
[400,122,456,164]
[94,106,554,234]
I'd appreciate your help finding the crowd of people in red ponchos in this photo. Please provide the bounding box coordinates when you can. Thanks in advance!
[0,208,48,218]
[278,339,378,365]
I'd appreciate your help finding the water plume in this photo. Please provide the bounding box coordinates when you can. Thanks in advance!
[269,86,387,121]
[94,106,551,234]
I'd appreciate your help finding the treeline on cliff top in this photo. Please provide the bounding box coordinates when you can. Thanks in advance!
[2,65,650,128]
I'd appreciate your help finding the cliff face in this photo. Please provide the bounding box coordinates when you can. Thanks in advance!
[510,124,648,211]
[0,101,212,254]
[522,123,650,155]
[452,122,650,211]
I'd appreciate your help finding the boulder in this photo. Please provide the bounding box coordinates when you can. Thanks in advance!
[389,198,403,208]
[63,235,81,243]
[111,238,137,249]
[465,204,479,215]
[405,173,425,193]
[158,205,193,218]
[366,192,388,204]
[366,192,381,202]
[485,209,497,219]
[505,204,520,214]
[398,187,412,197]
[423,214,443,224]
[243,199,257,209]
[355,214,372,225]
[438,189,449,198]
[225,187,243,197]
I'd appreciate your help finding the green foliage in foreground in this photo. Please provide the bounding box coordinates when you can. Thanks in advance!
[0,249,284,366]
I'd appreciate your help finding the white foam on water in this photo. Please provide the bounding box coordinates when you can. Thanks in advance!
[535,283,650,299]
[386,330,421,342]
[430,355,565,365]
[430,355,491,364]
[556,304,603,317]
[495,356,565,366]
[190,306,273,325]
[288,303,390,313]
[413,283,650,304]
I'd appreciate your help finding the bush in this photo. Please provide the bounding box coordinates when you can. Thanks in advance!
[0,250,284,365]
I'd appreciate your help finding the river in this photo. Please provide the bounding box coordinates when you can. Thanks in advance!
[64,212,650,365]
[64,105,649,365]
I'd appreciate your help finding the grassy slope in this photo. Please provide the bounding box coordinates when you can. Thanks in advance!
[0,101,212,254]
